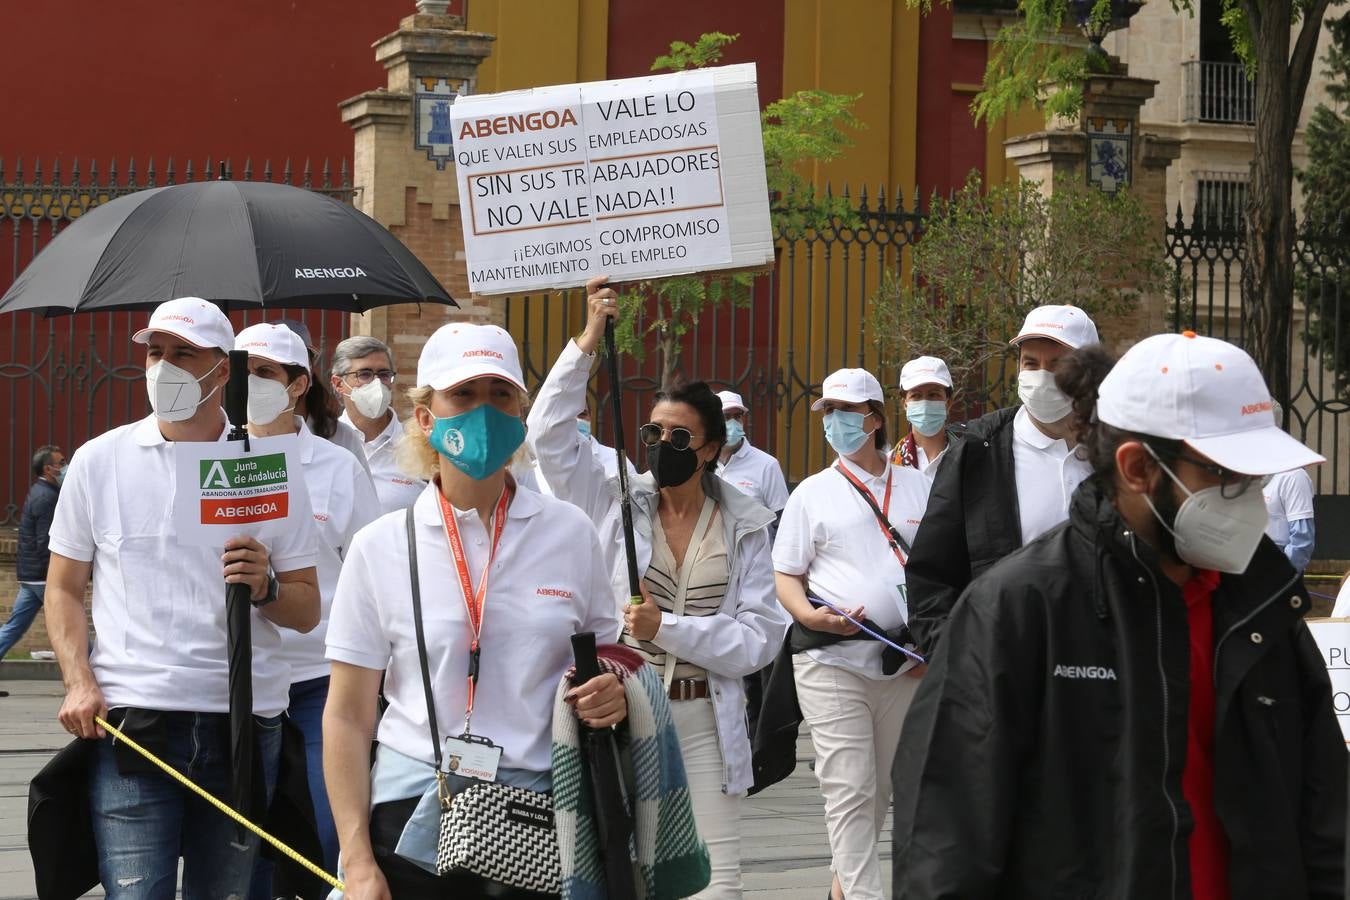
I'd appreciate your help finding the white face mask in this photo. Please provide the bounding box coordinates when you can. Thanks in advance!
[349,379,392,419]
[1143,448,1268,574]
[145,359,222,423]
[247,374,296,426]
[1018,368,1073,424]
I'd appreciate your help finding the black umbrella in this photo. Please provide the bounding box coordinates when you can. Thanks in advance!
[0,179,456,315]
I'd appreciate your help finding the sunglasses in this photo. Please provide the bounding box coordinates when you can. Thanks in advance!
[639,423,703,451]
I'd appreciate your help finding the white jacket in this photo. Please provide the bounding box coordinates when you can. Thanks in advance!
[527,339,789,795]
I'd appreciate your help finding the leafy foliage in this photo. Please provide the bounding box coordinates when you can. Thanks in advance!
[610,33,862,389]
[869,172,1166,408]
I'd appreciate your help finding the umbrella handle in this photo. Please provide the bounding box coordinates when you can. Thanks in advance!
[603,319,643,606]
[572,631,600,682]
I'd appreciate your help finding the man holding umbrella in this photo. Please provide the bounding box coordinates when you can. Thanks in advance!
[44,297,321,898]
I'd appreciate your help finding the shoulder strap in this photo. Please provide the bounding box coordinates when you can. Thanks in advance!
[407,506,442,770]
[837,466,913,558]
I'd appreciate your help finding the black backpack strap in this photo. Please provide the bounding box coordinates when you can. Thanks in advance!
[836,466,913,558]
[407,506,442,770]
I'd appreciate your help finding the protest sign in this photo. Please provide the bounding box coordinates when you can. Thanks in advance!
[172,434,312,548]
[1307,618,1350,745]
[451,63,773,296]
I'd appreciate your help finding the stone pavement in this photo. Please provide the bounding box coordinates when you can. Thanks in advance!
[0,680,890,899]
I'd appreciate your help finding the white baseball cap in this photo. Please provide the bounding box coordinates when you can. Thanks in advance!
[234,323,310,368]
[1096,331,1324,475]
[900,356,953,391]
[1010,305,1099,349]
[717,390,747,413]
[416,322,526,393]
[811,368,884,412]
[132,297,235,354]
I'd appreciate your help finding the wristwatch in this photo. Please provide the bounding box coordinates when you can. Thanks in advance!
[251,572,279,609]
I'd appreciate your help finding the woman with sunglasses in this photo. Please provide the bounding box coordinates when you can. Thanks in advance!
[323,322,624,899]
[527,277,789,899]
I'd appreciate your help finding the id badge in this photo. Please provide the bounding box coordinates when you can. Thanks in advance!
[442,733,503,782]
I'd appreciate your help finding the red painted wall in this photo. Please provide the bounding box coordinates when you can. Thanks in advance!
[915,5,987,198]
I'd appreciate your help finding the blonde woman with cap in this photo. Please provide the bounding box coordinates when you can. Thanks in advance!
[890,355,957,481]
[322,322,623,899]
[234,322,381,893]
[772,367,932,900]
[892,334,1345,898]
[528,277,788,899]
[905,305,1099,654]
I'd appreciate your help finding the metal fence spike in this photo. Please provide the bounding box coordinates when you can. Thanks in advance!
[283,157,293,184]
[243,158,253,181]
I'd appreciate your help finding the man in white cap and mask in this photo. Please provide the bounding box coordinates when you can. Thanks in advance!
[905,305,1099,653]
[1261,401,1317,574]
[892,333,1344,899]
[43,297,321,898]
[890,355,958,481]
[716,390,789,518]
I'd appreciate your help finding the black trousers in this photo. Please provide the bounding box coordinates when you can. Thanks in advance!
[369,799,560,900]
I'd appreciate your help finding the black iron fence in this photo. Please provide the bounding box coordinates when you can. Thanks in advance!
[0,158,354,524]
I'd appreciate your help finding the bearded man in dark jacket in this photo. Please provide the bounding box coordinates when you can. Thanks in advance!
[892,334,1346,900]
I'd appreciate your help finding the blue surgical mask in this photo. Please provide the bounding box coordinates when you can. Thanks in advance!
[55,465,68,485]
[823,410,872,455]
[725,418,746,446]
[429,404,526,481]
[576,419,592,438]
[905,399,948,438]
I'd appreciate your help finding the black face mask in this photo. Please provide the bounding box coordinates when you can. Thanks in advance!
[647,439,701,488]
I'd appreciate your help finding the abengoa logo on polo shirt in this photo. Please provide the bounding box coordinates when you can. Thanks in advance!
[1053,664,1117,680]
[294,267,368,279]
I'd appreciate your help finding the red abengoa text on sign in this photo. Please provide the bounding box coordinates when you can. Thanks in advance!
[200,492,290,524]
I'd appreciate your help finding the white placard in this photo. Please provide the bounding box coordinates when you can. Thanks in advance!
[1307,619,1350,746]
[172,434,312,548]
[451,63,773,296]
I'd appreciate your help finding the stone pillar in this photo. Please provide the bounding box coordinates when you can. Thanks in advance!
[339,10,495,408]
[1003,74,1181,349]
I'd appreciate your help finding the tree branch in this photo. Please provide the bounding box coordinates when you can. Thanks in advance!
[1290,0,1336,141]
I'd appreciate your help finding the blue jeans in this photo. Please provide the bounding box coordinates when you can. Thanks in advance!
[249,675,336,899]
[90,710,283,900]
[0,582,44,659]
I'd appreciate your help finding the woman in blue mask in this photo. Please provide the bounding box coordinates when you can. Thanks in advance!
[890,355,957,482]
[772,367,932,900]
[528,277,789,899]
[322,322,625,900]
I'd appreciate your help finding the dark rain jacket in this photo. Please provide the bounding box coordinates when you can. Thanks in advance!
[905,406,1018,653]
[17,478,59,582]
[891,476,1346,900]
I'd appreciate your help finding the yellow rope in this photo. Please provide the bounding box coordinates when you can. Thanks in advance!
[94,715,345,893]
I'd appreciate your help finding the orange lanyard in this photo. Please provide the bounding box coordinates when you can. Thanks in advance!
[436,484,512,734]
[834,462,906,567]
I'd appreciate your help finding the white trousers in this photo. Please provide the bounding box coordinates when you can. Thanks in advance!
[671,697,743,899]
[793,656,919,900]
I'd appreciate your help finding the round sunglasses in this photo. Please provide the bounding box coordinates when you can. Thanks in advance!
[638,422,704,451]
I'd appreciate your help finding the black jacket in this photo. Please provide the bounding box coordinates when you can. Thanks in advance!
[905,406,1019,653]
[891,477,1346,900]
[17,479,59,582]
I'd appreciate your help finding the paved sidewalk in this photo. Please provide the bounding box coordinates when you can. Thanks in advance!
[0,680,890,899]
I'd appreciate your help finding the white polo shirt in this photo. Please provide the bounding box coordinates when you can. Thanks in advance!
[47,415,319,717]
[326,482,619,773]
[275,420,381,684]
[718,439,789,512]
[1011,406,1092,545]
[773,456,931,678]
[339,411,425,514]
[1263,468,1315,546]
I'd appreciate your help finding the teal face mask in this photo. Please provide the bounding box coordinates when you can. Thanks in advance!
[823,409,872,455]
[429,404,526,481]
[576,419,592,438]
[905,399,948,437]
[725,418,745,446]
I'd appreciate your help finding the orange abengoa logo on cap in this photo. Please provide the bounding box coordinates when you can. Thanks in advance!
[1240,400,1273,416]
[463,349,504,360]
[1032,322,1065,330]
[162,314,196,324]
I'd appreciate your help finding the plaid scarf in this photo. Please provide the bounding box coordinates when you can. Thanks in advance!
[892,431,920,469]
[551,644,710,900]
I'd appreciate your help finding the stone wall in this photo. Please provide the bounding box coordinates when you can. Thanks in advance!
[0,534,94,659]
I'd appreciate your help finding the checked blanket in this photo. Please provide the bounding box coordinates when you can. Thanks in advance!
[551,644,710,900]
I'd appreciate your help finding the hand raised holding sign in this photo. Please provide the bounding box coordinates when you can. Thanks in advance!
[577,275,619,355]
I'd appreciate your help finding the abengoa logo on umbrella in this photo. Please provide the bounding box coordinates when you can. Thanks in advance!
[198,454,291,523]
[294,266,369,279]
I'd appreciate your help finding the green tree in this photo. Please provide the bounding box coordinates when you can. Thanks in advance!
[612,32,862,391]
[1299,11,1350,394]
[939,0,1342,410]
[869,172,1166,409]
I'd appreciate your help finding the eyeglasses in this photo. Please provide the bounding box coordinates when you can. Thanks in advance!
[1152,446,1258,500]
[339,368,397,386]
[639,423,702,451]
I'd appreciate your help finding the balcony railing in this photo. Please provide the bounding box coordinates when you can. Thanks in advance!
[1183,60,1255,125]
